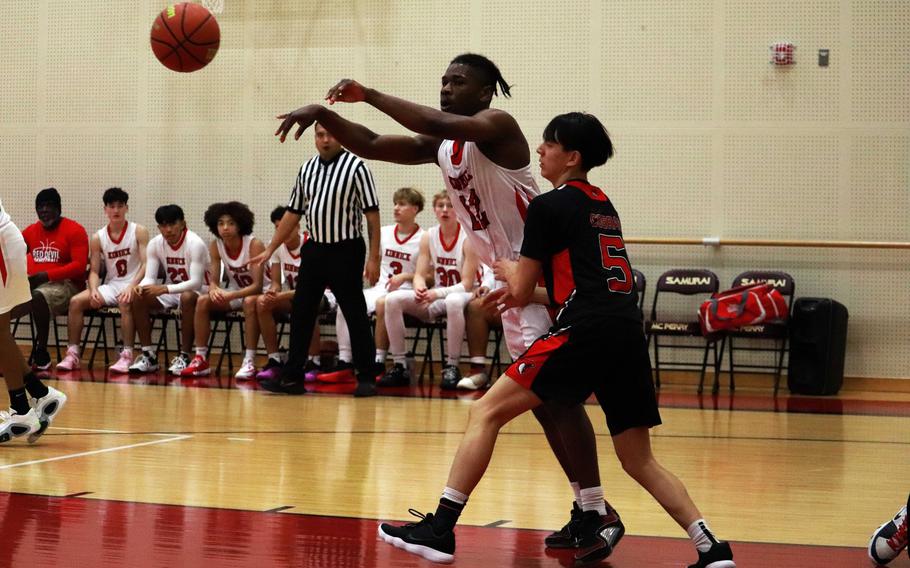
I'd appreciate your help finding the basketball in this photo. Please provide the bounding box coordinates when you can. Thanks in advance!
[150,3,220,73]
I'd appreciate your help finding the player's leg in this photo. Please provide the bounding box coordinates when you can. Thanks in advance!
[128,293,167,373]
[28,285,55,370]
[458,296,494,389]
[111,283,137,373]
[373,295,389,364]
[255,296,291,381]
[379,289,426,386]
[234,295,260,379]
[183,293,228,377]
[440,292,471,389]
[57,288,93,371]
[868,498,908,565]
[378,373,542,562]
[0,311,41,442]
[168,290,199,375]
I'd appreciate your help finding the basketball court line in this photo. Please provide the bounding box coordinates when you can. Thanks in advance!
[0,434,191,471]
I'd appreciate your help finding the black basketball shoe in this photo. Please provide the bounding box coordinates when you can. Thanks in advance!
[687,541,735,568]
[377,363,411,387]
[545,502,583,548]
[573,508,625,565]
[440,366,462,390]
[377,509,455,564]
[258,366,307,395]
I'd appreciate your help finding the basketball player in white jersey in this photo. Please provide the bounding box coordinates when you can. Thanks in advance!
[0,199,67,443]
[317,187,424,383]
[255,206,326,382]
[56,188,149,374]
[129,204,211,375]
[380,192,478,389]
[275,52,618,556]
[182,202,265,378]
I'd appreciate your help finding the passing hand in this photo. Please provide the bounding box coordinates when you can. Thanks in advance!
[325,79,367,105]
[275,104,323,143]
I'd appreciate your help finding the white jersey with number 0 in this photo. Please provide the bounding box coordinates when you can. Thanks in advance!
[98,222,141,285]
[437,139,539,266]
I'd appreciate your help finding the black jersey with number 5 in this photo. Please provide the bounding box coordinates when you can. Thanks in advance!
[520,180,640,327]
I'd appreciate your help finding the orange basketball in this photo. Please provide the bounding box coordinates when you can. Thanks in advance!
[150,3,220,73]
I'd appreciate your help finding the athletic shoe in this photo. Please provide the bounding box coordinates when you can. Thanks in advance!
[128,351,159,374]
[687,541,735,568]
[168,353,191,375]
[109,349,133,374]
[0,408,40,443]
[440,366,461,390]
[545,503,583,548]
[317,360,356,383]
[573,508,625,564]
[303,359,320,382]
[56,347,81,371]
[869,505,908,565]
[354,381,377,398]
[377,363,410,387]
[29,348,52,371]
[28,385,67,444]
[259,366,307,395]
[377,510,455,564]
[180,355,210,377]
[458,371,490,390]
[256,359,283,382]
[234,358,257,380]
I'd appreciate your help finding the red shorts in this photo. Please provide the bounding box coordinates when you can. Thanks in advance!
[506,320,661,436]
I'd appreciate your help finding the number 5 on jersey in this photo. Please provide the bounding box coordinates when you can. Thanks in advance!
[598,234,633,294]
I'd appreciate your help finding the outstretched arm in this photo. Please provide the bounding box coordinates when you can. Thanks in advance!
[275,105,439,165]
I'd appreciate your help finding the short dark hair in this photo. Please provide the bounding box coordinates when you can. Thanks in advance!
[155,204,185,225]
[103,187,129,205]
[542,113,614,171]
[450,53,512,98]
[35,187,61,209]
[203,201,255,237]
[270,206,287,224]
[393,187,425,213]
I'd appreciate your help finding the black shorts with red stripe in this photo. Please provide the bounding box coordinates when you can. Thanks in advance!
[505,319,661,436]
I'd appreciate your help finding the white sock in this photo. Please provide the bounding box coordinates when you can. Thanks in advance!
[67,344,80,355]
[267,352,281,363]
[579,487,607,515]
[142,346,156,358]
[244,349,255,360]
[687,519,719,553]
[195,346,208,358]
[309,354,321,366]
[469,356,486,366]
[570,482,582,506]
[375,349,387,363]
[441,486,469,505]
[392,354,407,365]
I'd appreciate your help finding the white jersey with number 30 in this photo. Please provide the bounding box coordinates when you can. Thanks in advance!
[437,139,539,266]
[426,224,466,288]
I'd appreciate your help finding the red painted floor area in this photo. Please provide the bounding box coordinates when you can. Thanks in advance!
[0,491,870,568]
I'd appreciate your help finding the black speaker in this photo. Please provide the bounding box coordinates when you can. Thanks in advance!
[787,298,849,395]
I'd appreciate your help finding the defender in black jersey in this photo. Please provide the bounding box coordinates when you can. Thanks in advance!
[377,113,735,568]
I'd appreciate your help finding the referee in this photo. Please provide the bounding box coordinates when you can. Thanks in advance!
[255,123,382,397]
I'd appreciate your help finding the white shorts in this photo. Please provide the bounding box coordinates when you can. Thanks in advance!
[363,285,387,314]
[156,288,208,310]
[0,222,31,315]
[501,302,553,361]
[97,280,130,305]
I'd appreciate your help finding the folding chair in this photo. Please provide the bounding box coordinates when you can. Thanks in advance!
[82,307,123,368]
[405,314,447,383]
[723,271,795,395]
[632,268,646,317]
[645,269,721,393]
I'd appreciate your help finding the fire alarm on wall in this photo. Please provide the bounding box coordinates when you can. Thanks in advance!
[769,42,796,65]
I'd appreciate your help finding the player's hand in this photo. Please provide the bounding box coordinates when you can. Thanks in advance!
[260,290,278,310]
[471,285,490,300]
[89,290,105,309]
[492,259,518,283]
[140,284,168,298]
[417,288,440,306]
[481,286,525,315]
[325,79,367,105]
[209,287,226,304]
[275,104,322,143]
[364,257,379,286]
[385,274,406,292]
[117,286,135,305]
[414,284,430,304]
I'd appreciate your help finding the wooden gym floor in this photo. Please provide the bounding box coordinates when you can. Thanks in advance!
[0,365,907,567]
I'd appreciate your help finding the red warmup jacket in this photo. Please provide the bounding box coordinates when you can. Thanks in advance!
[22,217,89,283]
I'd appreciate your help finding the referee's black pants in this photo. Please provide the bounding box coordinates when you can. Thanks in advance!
[285,237,377,383]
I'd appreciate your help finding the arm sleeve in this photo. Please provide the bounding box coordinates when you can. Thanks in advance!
[140,243,161,286]
[287,165,307,215]
[520,198,561,262]
[432,282,467,298]
[166,240,208,294]
[355,162,380,212]
[45,222,89,282]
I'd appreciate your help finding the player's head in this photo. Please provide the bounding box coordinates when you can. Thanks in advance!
[204,201,254,240]
[270,205,301,243]
[432,191,455,224]
[314,122,343,161]
[35,187,62,229]
[538,113,614,183]
[102,187,129,223]
[154,204,186,245]
[392,187,424,225]
[442,54,511,115]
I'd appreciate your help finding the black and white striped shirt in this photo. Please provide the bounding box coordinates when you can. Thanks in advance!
[287,150,380,243]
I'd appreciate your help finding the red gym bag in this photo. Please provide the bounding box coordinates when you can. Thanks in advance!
[698,283,788,337]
